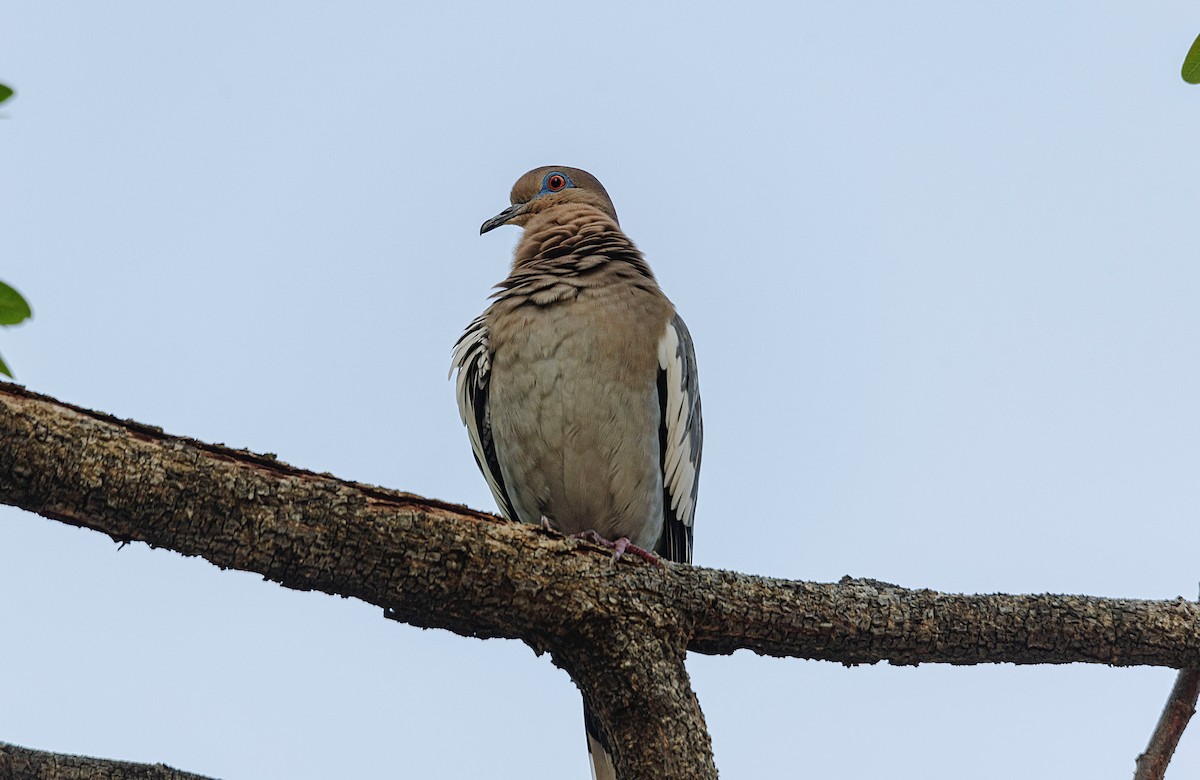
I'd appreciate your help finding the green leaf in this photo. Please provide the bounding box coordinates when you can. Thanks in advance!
[1184,33,1200,85]
[0,83,12,104]
[0,281,32,325]
[0,352,11,379]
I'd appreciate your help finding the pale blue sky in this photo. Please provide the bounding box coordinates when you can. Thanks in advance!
[2,3,1199,778]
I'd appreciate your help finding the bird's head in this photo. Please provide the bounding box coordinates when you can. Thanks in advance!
[480,166,619,235]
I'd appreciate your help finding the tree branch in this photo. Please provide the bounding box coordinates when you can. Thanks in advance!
[3,381,1200,778]
[1134,669,1200,779]
[0,741,214,780]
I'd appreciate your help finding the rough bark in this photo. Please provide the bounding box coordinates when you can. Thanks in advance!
[3,381,1200,778]
[0,741,213,780]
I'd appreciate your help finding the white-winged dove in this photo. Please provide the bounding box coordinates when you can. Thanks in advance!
[451,166,702,779]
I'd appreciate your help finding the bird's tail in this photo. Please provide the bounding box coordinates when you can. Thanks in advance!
[584,701,617,780]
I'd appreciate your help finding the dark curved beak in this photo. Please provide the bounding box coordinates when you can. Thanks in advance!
[480,203,525,235]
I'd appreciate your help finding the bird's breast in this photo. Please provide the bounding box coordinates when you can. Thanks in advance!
[486,287,671,547]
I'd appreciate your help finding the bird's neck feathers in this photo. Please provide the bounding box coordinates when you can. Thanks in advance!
[508,202,656,284]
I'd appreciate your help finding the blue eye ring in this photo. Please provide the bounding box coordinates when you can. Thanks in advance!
[544,172,568,192]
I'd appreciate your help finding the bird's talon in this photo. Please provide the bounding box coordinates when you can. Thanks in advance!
[572,530,663,567]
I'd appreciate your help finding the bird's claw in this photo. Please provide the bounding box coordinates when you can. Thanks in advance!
[573,530,663,567]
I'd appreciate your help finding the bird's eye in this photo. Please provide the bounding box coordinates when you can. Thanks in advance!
[546,173,567,192]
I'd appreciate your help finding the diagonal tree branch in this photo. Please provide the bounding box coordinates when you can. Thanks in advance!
[0,740,214,780]
[3,381,1200,778]
[1134,668,1200,780]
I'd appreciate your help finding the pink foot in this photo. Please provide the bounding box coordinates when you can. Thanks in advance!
[573,530,663,567]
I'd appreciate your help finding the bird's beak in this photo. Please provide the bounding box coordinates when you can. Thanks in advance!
[480,203,526,235]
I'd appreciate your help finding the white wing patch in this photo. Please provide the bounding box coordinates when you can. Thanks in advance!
[657,316,701,561]
[451,315,516,520]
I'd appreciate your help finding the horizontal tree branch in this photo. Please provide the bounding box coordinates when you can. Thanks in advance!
[2,381,1197,669]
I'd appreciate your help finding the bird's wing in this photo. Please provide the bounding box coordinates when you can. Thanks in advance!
[451,315,518,521]
[656,312,703,564]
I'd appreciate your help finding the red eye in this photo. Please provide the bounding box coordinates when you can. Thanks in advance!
[547,174,567,192]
